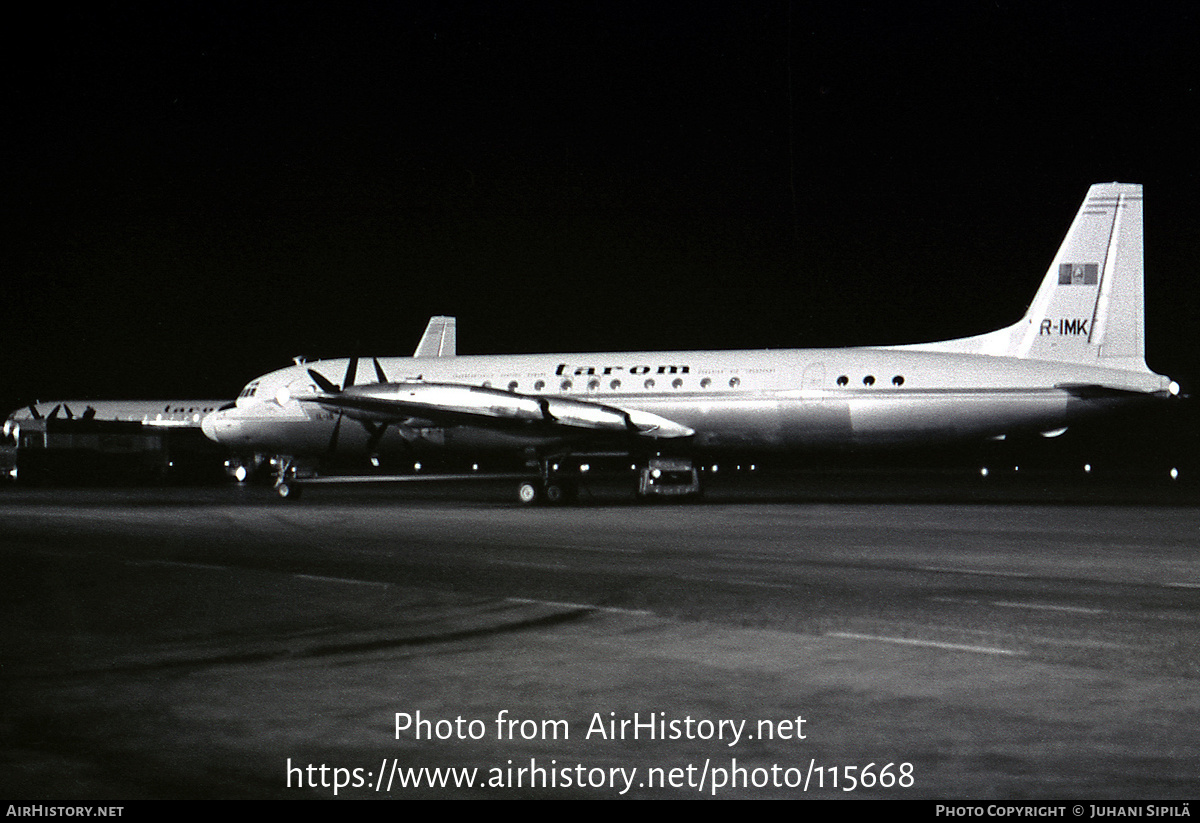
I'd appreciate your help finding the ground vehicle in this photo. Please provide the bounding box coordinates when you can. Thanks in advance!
[637,457,701,499]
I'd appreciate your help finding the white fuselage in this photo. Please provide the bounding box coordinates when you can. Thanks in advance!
[201,346,1171,458]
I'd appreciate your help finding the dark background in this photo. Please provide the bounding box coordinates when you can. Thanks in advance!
[4,3,1198,452]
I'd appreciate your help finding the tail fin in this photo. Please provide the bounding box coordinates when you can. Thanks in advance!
[413,316,457,358]
[907,183,1152,373]
[1016,182,1146,370]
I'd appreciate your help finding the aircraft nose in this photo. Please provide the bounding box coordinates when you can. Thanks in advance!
[200,409,226,443]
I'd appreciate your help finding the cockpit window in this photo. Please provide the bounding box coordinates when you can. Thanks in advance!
[238,381,260,399]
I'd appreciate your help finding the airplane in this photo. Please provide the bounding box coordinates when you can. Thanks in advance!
[201,183,1180,502]
[1,316,459,483]
[3,399,232,482]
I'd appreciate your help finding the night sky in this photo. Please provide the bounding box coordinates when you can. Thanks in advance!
[5,2,1200,416]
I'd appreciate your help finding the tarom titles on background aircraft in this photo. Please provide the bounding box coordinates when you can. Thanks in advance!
[201,183,1179,502]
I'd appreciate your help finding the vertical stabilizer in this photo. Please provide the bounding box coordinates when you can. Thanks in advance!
[414,316,457,358]
[1015,182,1146,370]
[900,183,1151,374]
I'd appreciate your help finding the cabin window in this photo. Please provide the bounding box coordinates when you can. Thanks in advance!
[729,377,740,388]
[587,378,600,391]
[700,377,712,388]
[863,375,875,386]
[508,381,519,391]
[534,380,545,391]
[644,378,656,390]
[560,379,573,391]
[672,378,683,389]
[892,375,905,386]
[837,375,849,386]
[610,379,621,390]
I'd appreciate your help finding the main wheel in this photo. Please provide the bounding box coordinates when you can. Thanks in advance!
[544,481,579,505]
[517,481,541,505]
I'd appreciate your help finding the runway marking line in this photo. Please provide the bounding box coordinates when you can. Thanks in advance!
[490,560,571,571]
[827,631,1023,656]
[555,544,644,555]
[991,600,1106,614]
[293,573,390,588]
[932,596,1106,615]
[728,579,796,590]
[921,566,1034,579]
[507,597,654,617]
[127,559,231,572]
[671,574,795,590]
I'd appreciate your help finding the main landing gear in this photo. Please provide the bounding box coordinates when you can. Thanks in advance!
[516,453,582,506]
[516,477,578,506]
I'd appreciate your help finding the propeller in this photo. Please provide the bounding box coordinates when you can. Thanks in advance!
[306,357,393,460]
[307,358,358,458]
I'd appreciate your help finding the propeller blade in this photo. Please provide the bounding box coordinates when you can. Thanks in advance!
[327,412,344,457]
[364,421,388,453]
[63,404,74,419]
[343,356,359,390]
[308,369,340,394]
[28,405,42,420]
[373,358,388,383]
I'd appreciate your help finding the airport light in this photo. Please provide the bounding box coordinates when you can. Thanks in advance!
[1171,467,1180,480]
[980,467,989,477]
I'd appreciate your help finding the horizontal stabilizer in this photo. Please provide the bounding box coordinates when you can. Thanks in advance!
[1053,382,1168,399]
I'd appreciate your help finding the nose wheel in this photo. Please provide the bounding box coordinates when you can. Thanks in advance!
[272,456,307,500]
[274,480,303,500]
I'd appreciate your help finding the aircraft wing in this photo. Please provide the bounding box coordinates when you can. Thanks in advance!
[296,379,694,439]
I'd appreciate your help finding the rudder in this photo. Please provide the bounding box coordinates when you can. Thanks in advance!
[1014,182,1147,371]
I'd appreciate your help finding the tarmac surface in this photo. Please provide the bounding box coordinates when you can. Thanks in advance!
[2,474,1199,799]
